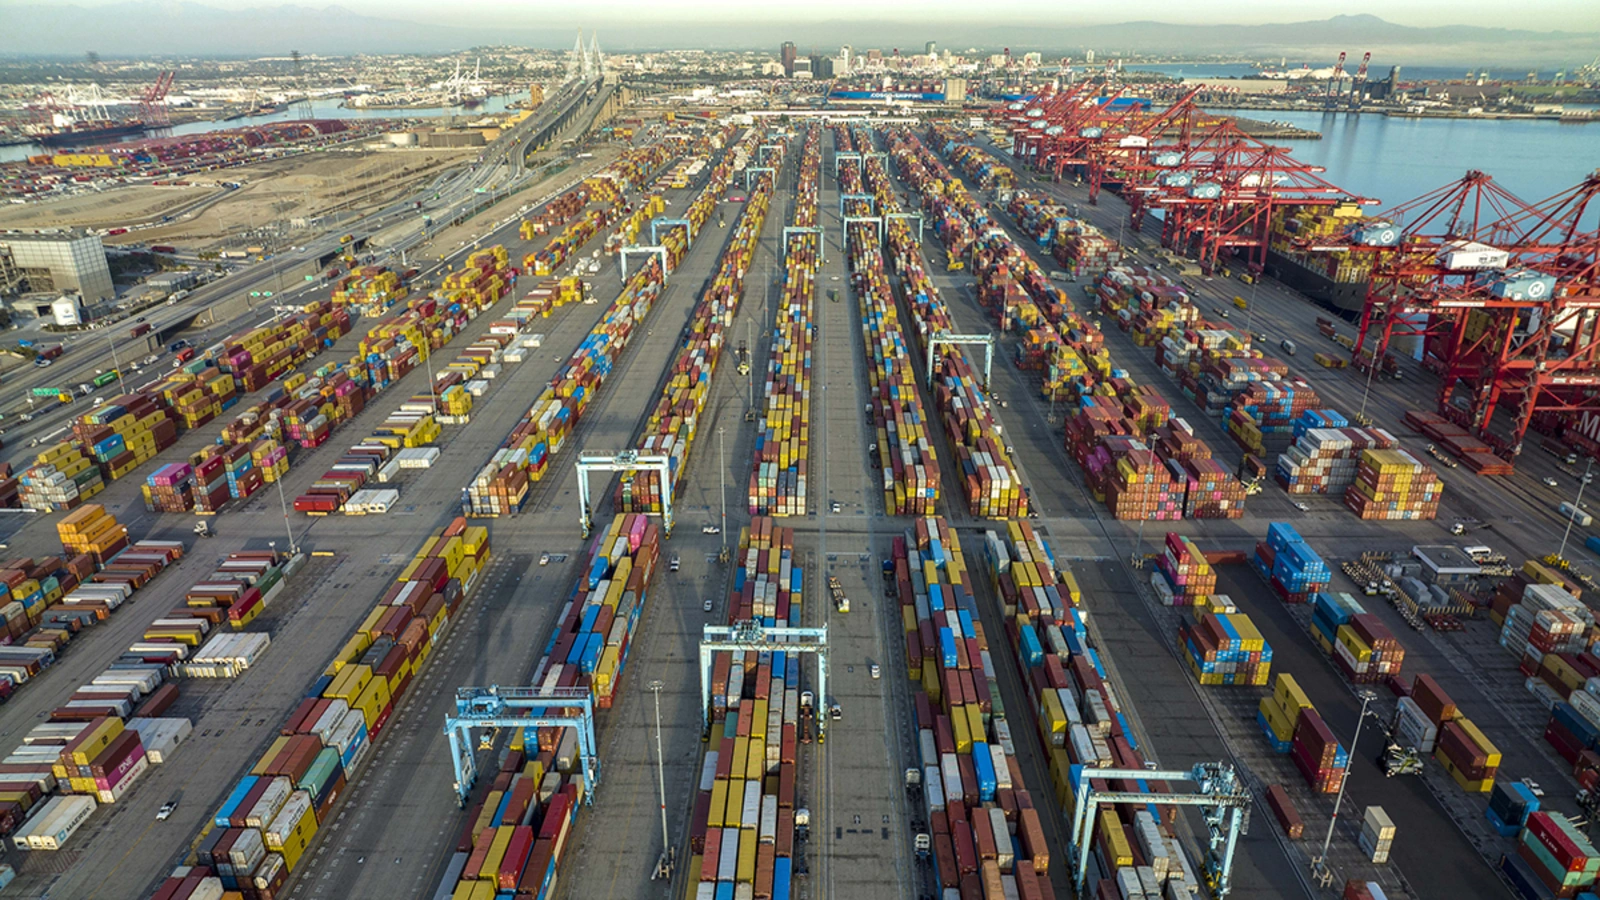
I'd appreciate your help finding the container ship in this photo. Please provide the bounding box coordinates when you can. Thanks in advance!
[828,80,948,102]
[1263,202,1374,318]
[31,119,148,148]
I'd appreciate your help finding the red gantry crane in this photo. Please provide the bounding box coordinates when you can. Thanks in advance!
[139,71,175,128]
[1447,172,1600,456]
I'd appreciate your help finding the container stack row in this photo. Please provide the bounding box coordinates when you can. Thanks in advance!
[1309,592,1406,684]
[983,520,1207,898]
[158,517,490,895]
[837,136,941,516]
[892,518,1054,900]
[617,143,777,515]
[1256,672,1314,755]
[750,126,819,518]
[1344,449,1444,521]
[331,264,408,315]
[858,128,1026,518]
[1150,533,1216,606]
[1406,674,1499,793]
[1251,522,1332,603]
[1227,380,1325,460]
[1501,810,1600,899]
[688,517,802,900]
[1276,420,1398,496]
[1178,607,1272,687]
[438,745,586,900]
[1,517,181,708]
[530,512,660,709]
[464,130,752,516]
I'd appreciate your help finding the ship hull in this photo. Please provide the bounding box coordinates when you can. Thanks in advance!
[36,123,148,148]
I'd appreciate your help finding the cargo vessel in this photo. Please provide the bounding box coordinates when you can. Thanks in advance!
[33,120,148,148]
[1262,249,1370,318]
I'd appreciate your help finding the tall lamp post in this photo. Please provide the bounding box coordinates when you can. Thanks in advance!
[1559,457,1596,561]
[1310,689,1377,885]
[647,680,675,880]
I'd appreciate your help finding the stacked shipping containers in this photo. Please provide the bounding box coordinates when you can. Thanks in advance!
[688,517,800,900]
[750,126,819,518]
[1309,592,1407,684]
[838,135,941,516]
[464,128,752,516]
[862,128,1026,518]
[617,141,775,515]
[1344,449,1444,521]
[982,520,1207,897]
[1252,522,1332,603]
[894,518,1054,899]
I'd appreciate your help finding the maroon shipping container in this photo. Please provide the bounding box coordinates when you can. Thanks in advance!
[1265,784,1303,839]
[1411,673,1457,726]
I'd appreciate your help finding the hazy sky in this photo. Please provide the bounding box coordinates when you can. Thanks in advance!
[3,0,1596,31]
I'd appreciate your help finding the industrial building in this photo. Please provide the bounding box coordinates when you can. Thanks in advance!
[0,229,114,304]
[1411,545,1482,585]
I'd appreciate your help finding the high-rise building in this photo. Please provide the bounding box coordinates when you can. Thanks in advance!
[1085,49,1096,64]
[793,57,813,80]
[808,55,834,79]
[781,42,797,77]
[0,229,114,304]
[839,45,852,71]
[925,41,937,56]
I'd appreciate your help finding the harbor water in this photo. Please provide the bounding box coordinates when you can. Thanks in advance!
[0,93,525,164]
[1257,109,1599,217]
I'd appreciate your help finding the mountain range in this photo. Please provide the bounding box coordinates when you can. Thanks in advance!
[0,6,1595,65]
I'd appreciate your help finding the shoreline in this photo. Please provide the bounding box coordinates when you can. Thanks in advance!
[1207,102,1600,124]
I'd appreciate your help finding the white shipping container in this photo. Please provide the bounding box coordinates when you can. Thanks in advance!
[265,790,313,850]
[32,795,96,850]
[245,776,293,829]
[187,878,226,900]
[252,853,287,891]
[228,825,266,873]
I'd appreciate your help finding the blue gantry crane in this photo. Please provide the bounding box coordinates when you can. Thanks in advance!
[444,686,599,808]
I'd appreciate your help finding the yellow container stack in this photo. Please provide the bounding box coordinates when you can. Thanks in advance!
[57,503,128,562]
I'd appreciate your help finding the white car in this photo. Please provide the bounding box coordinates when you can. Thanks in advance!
[1544,477,1560,488]
[703,598,714,613]
[1294,502,1311,512]
[830,501,842,514]
[539,553,550,566]
[870,664,881,680]
[702,525,721,535]
[157,800,178,820]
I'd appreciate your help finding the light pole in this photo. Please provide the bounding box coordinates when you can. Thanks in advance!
[647,680,675,880]
[274,475,298,556]
[1311,688,1377,885]
[1559,457,1596,561]
[102,327,126,395]
[717,426,728,551]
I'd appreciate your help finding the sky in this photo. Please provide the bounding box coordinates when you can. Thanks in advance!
[3,0,1597,32]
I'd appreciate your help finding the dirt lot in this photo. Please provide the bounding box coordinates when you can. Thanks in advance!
[382,145,625,262]
[0,147,475,250]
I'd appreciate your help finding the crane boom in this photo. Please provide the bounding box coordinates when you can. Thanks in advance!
[1349,52,1372,109]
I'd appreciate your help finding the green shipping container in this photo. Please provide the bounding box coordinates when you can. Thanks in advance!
[297,747,343,796]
